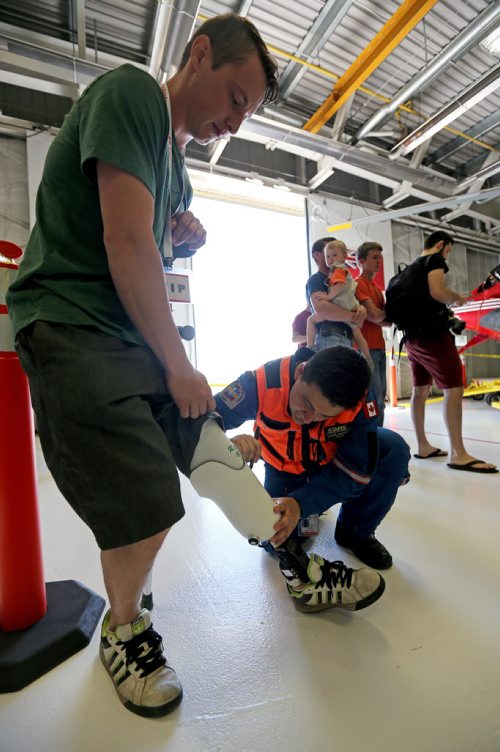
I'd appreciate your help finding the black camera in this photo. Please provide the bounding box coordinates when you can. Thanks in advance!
[448,315,466,335]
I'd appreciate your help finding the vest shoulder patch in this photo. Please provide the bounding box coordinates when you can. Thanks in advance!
[219,380,245,409]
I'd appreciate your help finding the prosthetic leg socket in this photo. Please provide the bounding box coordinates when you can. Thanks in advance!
[190,419,279,545]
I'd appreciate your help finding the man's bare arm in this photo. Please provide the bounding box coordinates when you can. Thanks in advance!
[97,160,215,418]
[292,329,307,344]
[311,292,367,326]
[362,297,386,323]
[428,269,468,306]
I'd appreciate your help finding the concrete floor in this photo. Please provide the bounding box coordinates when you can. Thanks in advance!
[1,400,499,752]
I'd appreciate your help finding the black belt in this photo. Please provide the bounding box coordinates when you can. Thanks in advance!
[317,323,352,338]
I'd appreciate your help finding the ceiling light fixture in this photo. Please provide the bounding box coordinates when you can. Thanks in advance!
[480,26,500,58]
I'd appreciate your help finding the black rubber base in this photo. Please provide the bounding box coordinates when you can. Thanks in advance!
[0,580,105,693]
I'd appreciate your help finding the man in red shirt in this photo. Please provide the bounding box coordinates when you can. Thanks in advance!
[356,242,387,425]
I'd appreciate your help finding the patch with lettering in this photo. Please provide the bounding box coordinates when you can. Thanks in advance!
[362,400,379,419]
[324,424,351,440]
[219,380,245,409]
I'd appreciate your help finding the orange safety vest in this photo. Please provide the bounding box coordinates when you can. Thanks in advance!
[254,356,363,474]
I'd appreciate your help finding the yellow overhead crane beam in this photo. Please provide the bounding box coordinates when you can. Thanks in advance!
[304,0,439,134]
[197,11,500,158]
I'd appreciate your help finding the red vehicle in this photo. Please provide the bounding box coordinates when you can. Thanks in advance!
[453,264,500,407]
[453,264,500,351]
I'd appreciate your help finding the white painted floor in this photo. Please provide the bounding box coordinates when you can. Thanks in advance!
[1,400,500,752]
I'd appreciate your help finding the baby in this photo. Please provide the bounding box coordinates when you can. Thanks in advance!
[306,240,372,366]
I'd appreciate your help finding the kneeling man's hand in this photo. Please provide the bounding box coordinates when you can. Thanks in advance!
[270,498,301,547]
[230,435,261,464]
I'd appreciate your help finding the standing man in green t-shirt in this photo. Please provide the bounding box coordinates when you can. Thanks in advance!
[7,14,279,718]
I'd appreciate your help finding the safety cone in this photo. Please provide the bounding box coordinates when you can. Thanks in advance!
[389,357,398,407]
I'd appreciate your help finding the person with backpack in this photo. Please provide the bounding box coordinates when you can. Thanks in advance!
[390,230,498,473]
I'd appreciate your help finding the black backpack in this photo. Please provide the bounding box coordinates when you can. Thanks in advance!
[385,256,437,338]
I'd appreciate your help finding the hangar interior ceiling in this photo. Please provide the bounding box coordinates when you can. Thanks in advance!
[2,0,500,250]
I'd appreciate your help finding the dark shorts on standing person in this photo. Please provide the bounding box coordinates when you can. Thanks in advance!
[15,321,207,550]
[405,330,463,390]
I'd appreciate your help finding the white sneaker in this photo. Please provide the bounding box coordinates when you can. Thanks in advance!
[100,609,182,717]
[285,554,385,613]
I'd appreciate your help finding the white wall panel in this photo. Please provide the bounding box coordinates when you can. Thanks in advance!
[0,136,29,249]
[26,131,54,230]
[307,194,394,285]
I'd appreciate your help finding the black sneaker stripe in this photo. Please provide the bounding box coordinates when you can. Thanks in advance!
[108,650,119,667]
[115,670,130,687]
[112,659,124,676]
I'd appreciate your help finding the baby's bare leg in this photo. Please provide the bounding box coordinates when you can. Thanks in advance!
[306,313,321,348]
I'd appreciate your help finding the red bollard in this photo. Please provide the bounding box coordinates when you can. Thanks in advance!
[0,243,105,694]
[0,250,47,631]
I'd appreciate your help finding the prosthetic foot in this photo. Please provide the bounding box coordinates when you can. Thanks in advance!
[272,538,311,583]
[269,539,386,613]
[282,552,386,613]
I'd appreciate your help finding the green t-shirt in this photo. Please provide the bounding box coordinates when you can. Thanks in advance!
[7,64,192,344]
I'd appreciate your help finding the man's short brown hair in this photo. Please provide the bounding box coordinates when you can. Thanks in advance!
[357,241,383,263]
[424,230,453,250]
[180,14,279,105]
[311,236,335,258]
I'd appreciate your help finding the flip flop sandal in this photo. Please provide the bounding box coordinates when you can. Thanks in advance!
[447,460,499,474]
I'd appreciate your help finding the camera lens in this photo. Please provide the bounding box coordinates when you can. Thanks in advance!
[449,317,465,335]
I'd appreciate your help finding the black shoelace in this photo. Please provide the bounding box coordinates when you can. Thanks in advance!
[316,560,353,589]
[120,627,167,678]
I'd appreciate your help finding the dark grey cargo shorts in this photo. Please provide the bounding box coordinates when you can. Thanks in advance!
[16,321,208,550]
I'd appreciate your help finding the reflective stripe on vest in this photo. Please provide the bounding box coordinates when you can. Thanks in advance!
[253,356,363,474]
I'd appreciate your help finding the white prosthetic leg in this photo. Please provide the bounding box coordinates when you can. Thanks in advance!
[140,419,312,611]
[189,419,280,545]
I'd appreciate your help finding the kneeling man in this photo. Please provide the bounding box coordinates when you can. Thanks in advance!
[214,346,410,607]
